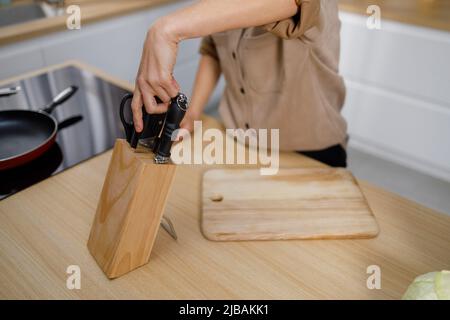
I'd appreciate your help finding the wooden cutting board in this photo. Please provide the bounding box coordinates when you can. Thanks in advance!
[202,168,379,241]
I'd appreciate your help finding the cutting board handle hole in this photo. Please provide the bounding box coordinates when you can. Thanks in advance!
[210,194,224,202]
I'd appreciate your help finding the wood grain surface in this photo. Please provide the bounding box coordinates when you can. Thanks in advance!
[0,62,449,299]
[202,168,379,241]
[87,139,176,279]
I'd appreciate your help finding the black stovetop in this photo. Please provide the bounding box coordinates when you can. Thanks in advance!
[0,66,130,200]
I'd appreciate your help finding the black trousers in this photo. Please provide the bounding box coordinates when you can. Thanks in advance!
[297,144,347,168]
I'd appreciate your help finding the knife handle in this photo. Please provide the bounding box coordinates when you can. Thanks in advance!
[154,93,188,163]
[120,93,165,149]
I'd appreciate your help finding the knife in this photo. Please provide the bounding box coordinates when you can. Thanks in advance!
[0,86,21,97]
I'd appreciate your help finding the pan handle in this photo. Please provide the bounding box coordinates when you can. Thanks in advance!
[42,86,78,114]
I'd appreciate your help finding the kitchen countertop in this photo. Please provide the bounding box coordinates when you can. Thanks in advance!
[0,0,176,46]
[339,0,450,32]
[0,61,449,299]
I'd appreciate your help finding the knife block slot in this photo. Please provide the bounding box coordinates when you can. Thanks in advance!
[87,139,176,279]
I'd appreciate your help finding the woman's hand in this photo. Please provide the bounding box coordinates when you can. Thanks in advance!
[131,19,180,132]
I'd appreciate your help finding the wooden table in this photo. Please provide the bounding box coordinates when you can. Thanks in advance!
[0,62,449,299]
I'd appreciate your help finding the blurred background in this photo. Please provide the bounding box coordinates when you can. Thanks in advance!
[0,0,449,213]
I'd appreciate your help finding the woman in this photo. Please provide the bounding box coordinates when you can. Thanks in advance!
[131,0,348,167]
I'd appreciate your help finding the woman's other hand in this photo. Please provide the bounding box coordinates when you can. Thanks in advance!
[176,109,201,141]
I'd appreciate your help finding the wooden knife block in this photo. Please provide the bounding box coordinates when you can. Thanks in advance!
[87,139,176,279]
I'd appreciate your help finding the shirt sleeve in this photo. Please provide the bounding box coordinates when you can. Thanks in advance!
[199,35,219,60]
[262,0,321,40]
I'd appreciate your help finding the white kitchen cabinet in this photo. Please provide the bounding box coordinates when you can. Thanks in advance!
[339,12,450,182]
[0,43,46,79]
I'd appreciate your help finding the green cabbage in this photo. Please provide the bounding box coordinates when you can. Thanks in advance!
[402,270,450,300]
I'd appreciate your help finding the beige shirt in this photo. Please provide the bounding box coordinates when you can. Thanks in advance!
[199,0,347,151]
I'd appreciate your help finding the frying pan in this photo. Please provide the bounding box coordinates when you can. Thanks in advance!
[0,86,78,170]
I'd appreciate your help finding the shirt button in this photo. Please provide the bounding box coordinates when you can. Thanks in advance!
[232,52,236,59]
[240,87,245,94]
